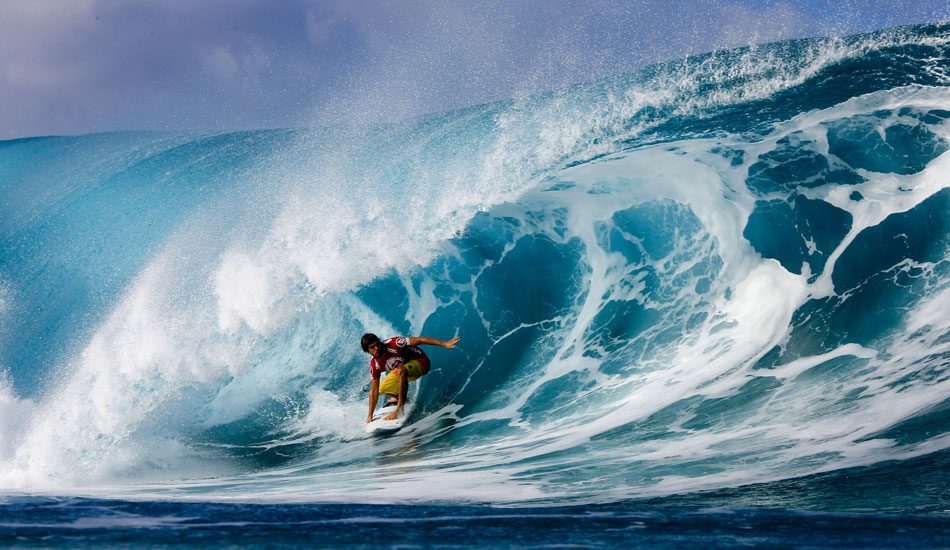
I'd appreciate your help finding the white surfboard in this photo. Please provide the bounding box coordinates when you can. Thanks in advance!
[365,401,414,434]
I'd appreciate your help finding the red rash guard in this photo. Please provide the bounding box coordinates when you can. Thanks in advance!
[369,337,430,380]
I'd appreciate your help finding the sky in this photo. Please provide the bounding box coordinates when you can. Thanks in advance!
[1,0,948,140]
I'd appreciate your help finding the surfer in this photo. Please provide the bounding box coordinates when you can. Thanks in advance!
[362,333,460,422]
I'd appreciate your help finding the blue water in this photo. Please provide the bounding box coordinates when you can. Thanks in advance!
[3,23,950,547]
[4,498,950,549]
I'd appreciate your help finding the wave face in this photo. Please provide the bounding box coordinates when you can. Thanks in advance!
[2,23,950,508]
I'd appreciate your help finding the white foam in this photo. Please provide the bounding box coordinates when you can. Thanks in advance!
[285,387,381,443]
[0,375,33,467]
[214,250,281,336]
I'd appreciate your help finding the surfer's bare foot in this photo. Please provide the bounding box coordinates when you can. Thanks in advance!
[384,410,400,421]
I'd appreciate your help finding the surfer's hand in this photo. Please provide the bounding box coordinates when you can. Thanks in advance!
[444,336,460,349]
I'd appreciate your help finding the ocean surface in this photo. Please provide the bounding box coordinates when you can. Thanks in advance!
[3,22,950,548]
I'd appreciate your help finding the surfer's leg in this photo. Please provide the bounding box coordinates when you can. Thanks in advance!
[397,367,408,409]
[380,361,425,419]
[378,369,400,395]
[384,366,408,420]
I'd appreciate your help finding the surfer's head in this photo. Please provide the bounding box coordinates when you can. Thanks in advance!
[361,333,384,357]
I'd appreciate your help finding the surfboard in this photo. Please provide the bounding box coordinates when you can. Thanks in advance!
[365,401,414,434]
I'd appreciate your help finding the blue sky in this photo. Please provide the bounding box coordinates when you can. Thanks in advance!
[1,0,947,139]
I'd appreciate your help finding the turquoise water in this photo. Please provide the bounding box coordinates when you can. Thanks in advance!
[2,22,950,547]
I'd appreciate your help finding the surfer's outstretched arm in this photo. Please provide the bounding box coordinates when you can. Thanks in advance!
[366,378,380,423]
[408,336,460,349]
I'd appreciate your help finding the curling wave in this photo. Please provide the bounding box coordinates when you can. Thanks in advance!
[1,23,950,507]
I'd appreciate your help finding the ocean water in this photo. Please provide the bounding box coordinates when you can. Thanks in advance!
[3,22,950,547]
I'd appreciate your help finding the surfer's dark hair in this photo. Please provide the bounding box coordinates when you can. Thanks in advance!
[361,333,380,352]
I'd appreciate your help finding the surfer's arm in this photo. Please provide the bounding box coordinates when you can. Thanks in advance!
[367,378,380,423]
[408,336,460,349]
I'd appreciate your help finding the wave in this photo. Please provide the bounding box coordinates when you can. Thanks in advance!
[1,23,950,507]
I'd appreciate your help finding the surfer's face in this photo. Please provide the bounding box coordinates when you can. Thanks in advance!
[366,341,385,358]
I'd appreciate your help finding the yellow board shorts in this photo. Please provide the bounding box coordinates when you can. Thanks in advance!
[379,359,428,396]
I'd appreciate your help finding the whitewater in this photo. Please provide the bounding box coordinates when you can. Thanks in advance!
[2,23,950,524]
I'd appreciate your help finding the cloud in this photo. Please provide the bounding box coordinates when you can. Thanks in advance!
[0,0,326,137]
